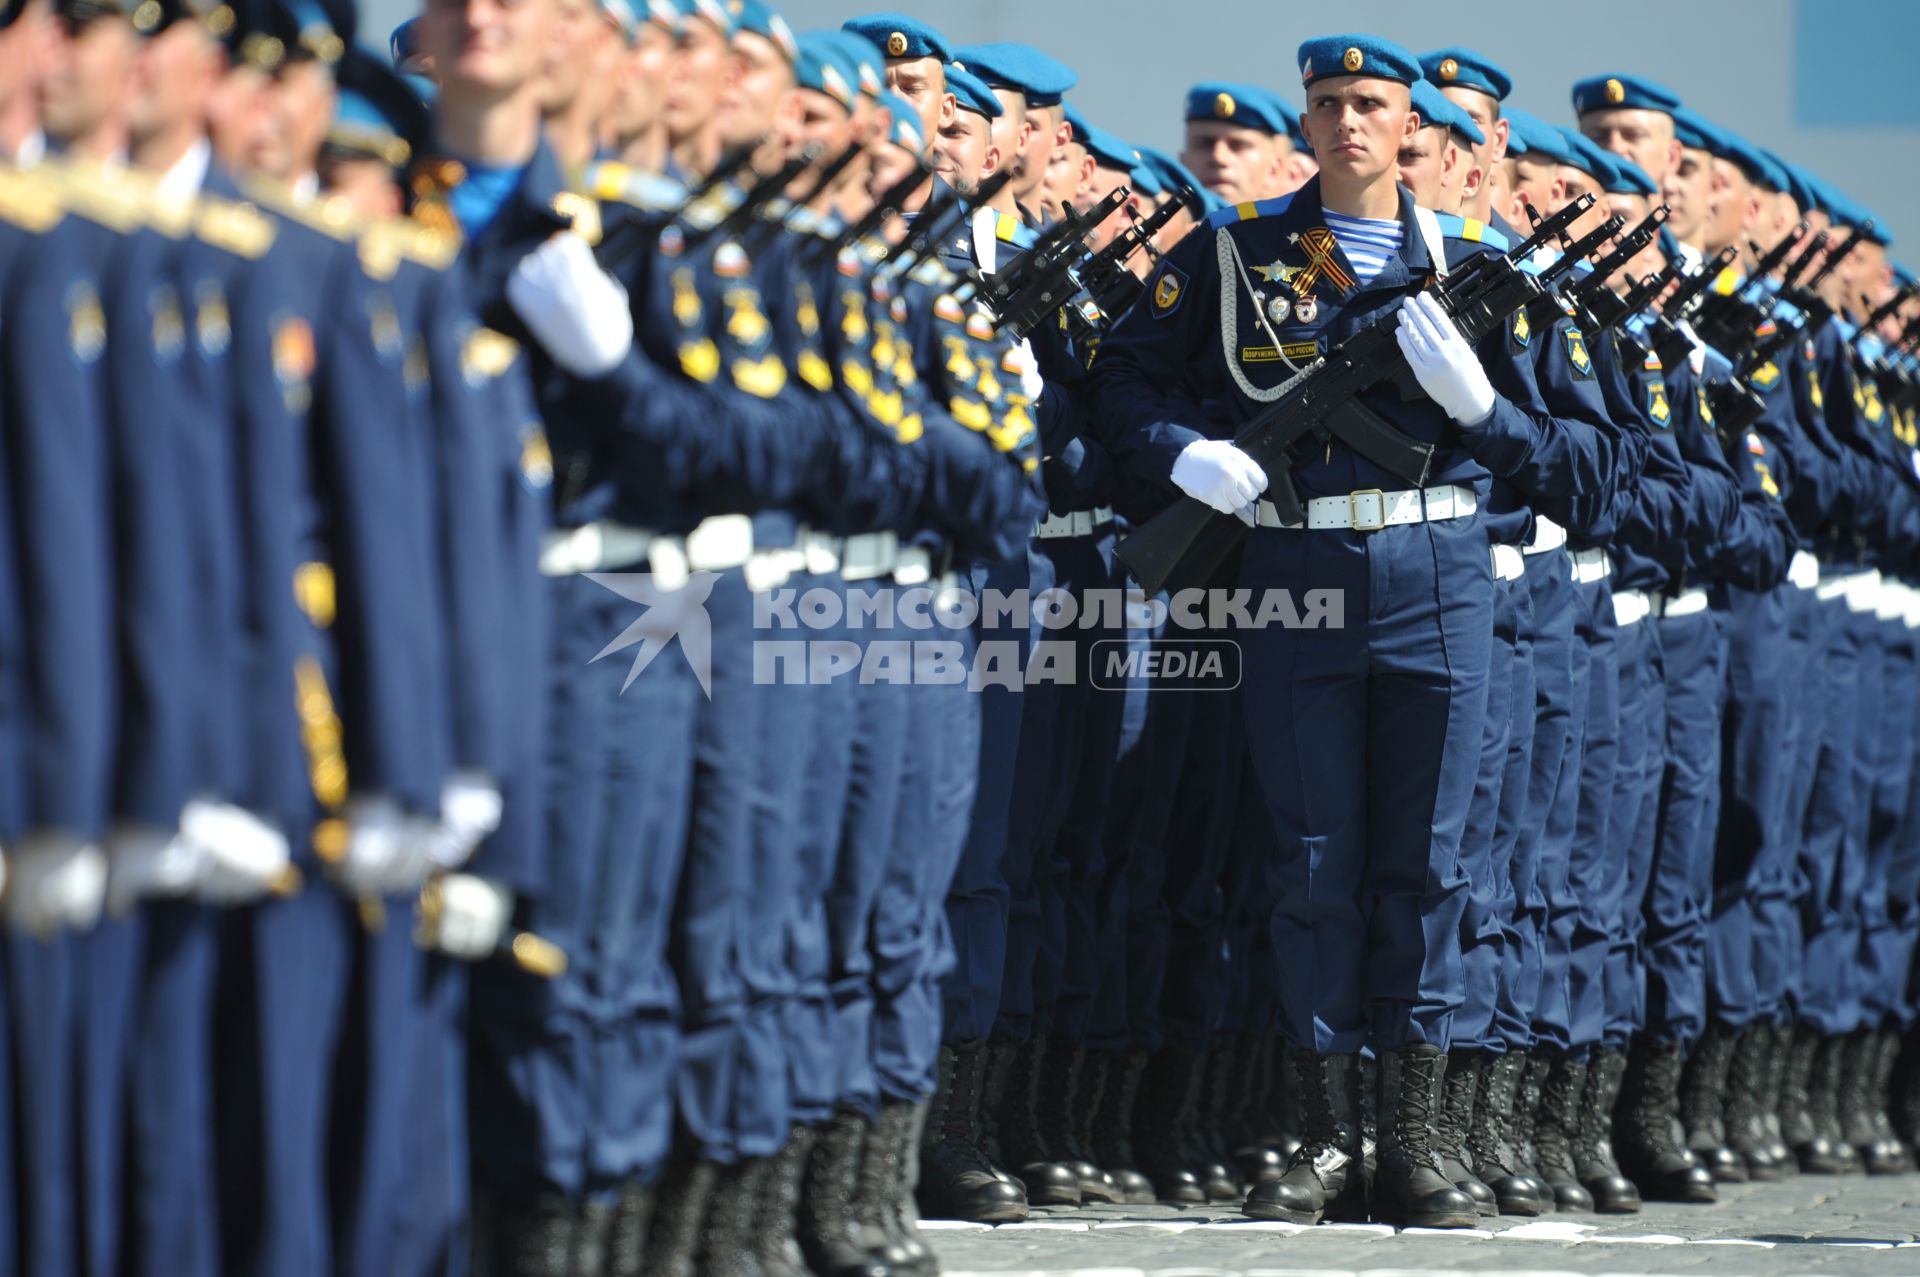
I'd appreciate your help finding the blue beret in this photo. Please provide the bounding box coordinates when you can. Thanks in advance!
[1894,263,1915,288]
[328,43,429,167]
[1606,155,1658,197]
[841,12,947,63]
[671,0,733,37]
[1185,81,1290,137]
[1419,47,1511,101]
[1712,127,1773,187]
[387,17,416,69]
[1081,122,1140,173]
[1136,144,1206,202]
[277,0,350,62]
[1766,153,1818,212]
[1128,155,1163,198]
[1503,108,1572,165]
[1254,88,1307,147]
[1410,80,1485,146]
[1560,128,1620,187]
[823,30,885,97]
[944,63,1003,120]
[1571,74,1681,116]
[794,32,857,108]
[734,0,796,62]
[1669,106,1720,153]
[1297,34,1421,87]
[951,42,1076,108]
[876,88,926,152]
[599,0,641,43]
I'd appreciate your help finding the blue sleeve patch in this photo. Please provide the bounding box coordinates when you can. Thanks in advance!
[1149,260,1189,319]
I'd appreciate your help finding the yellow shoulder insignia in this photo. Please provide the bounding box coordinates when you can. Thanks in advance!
[679,337,720,383]
[461,327,521,383]
[994,211,1018,243]
[0,167,65,234]
[41,159,147,232]
[731,353,788,399]
[797,349,833,392]
[196,196,277,258]
[242,178,363,239]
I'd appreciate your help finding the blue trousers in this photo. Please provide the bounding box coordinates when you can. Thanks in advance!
[1160,681,1246,1046]
[1491,569,1540,1050]
[470,569,699,1198]
[1603,607,1664,1048]
[1456,568,1525,1052]
[1525,549,1583,1054]
[874,616,983,1101]
[1238,516,1490,1054]
[1642,603,1729,1046]
[1116,627,1193,1053]
[1795,595,1866,1034]
[8,931,77,1277]
[1856,615,1918,1026]
[994,548,1062,1043]
[1565,577,1619,1052]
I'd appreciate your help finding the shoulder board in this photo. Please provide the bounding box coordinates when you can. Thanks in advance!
[359,216,458,279]
[994,211,1020,243]
[0,166,65,234]
[1205,193,1296,230]
[241,179,363,240]
[39,159,148,233]
[680,186,737,232]
[1434,213,1509,250]
[461,326,522,381]
[195,195,277,259]
[1711,265,1742,296]
[1771,297,1803,324]
[584,160,686,213]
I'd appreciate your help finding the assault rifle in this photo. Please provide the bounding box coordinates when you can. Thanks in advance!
[967,186,1130,336]
[801,157,929,268]
[592,143,757,274]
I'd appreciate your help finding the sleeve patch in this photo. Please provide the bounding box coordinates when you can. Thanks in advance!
[1150,261,1188,319]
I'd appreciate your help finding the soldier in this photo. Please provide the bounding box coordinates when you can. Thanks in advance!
[1176,82,1288,206]
[949,42,1075,224]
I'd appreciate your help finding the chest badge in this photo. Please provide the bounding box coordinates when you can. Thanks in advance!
[1267,295,1292,325]
[1294,295,1319,324]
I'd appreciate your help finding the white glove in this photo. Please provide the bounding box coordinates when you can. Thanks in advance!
[4,831,107,936]
[383,816,459,893]
[1396,291,1497,425]
[1008,337,1045,401]
[1171,438,1267,524]
[438,771,503,868]
[183,800,293,905]
[334,794,408,896]
[505,231,634,377]
[431,874,513,961]
[106,822,202,914]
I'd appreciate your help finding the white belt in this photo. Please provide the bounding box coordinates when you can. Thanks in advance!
[1657,586,1711,619]
[1491,543,1525,581]
[1787,549,1820,590]
[1524,515,1567,556]
[1571,547,1612,584]
[684,514,755,572]
[1874,578,1907,622]
[802,530,841,576]
[1612,588,1652,627]
[841,531,898,581]
[539,521,658,576]
[1256,484,1477,531]
[894,546,933,585]
[745,544,808,593]
[1815,572,1857,602]
[1033,505,1115,540]
[1906,587,1920,630]
[1845,569,1882,613]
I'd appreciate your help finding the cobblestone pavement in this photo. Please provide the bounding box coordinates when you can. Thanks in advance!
[923,1176,1920,1275]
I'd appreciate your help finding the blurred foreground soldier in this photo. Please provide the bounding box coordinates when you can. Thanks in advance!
[1177,82,1290,206]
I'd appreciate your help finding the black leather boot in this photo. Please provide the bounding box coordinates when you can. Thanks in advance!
[889,1103,939,1275]
[1229,1034,1286,1187]
[798,1111,893,1277]
[641,1161,719,1277]
[1757,1022,1795,1172]
[995,1037,1082,1205]
[1723,1026,1783,1180]
[1035,1038,1119,1202]
[606,1180,653,1277]
[1574,1048,1642,1213]
[1803,1033,1859,1174]
[1373,1047,1479,1229]
[1614,1038,1717,1203]
[1189,1045,1243,1200]
[1133,1046,1210,1202]
[1268,1035,1304,1161]
[1432,1048,1496,1216]
[1868,1028,1915,1171]
[696,1159,769,1277]
[1243,1050,1367,1225]
[1840,1028,1907,1174]
[1781,1025,1836,1171]
[756,1125,814,1277]
[1533,1051,1595,1211]
[854,1101,934,1275]
[1679,1023,1743,1182]
[1085,1049,1156,1204]
[1465,1050,1547,1216]
[574,1196,614,1276]
[918,1044,1027,1222]
[472,1193,578,1277]
[1511,1050,1555,1204]
[1893,1027,1920,1151]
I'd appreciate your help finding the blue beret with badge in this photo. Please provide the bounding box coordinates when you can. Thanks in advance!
[1081,122,1141,174]
[1297,34,1422,87]
[1410,80,1485,146]
[1504,108,1573,165]
[1419,47,1511,101]
[1606,154,1659,197]
[1560,128,1620,187]
[842,12,948,63]
[672,0,733,37]
[795,31,857,109]
[944,63,1003,120]
[823,30,885,97]
[1185,81,1291,137]
[1571,73,1681,116]
[734,0,797,64]
[952,42,1076,108]
[875,88,926,152]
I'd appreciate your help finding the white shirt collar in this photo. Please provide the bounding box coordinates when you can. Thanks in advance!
[291,171,320,203]
[155,137,212,203]
[9,129,45,168]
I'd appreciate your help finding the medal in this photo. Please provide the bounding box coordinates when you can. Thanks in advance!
[1294,296,1318,324]
[1267,295,1292,324]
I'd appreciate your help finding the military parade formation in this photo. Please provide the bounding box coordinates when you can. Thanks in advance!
[0,0,1918,1272]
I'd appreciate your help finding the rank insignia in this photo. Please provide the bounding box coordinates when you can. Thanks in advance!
[1267,295,1292,325]
[1151,262,1186,318]
[1646,379,1671,427]
[67,282,106,365]
[1510,306,1531,350]
[1253,259,1301,286]
[1563,326,1593,379]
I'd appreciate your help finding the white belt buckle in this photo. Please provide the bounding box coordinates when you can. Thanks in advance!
[649,537,689,592]
[894,547,932,585]
[1349,488,1387,532]
[686,514,753,571]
